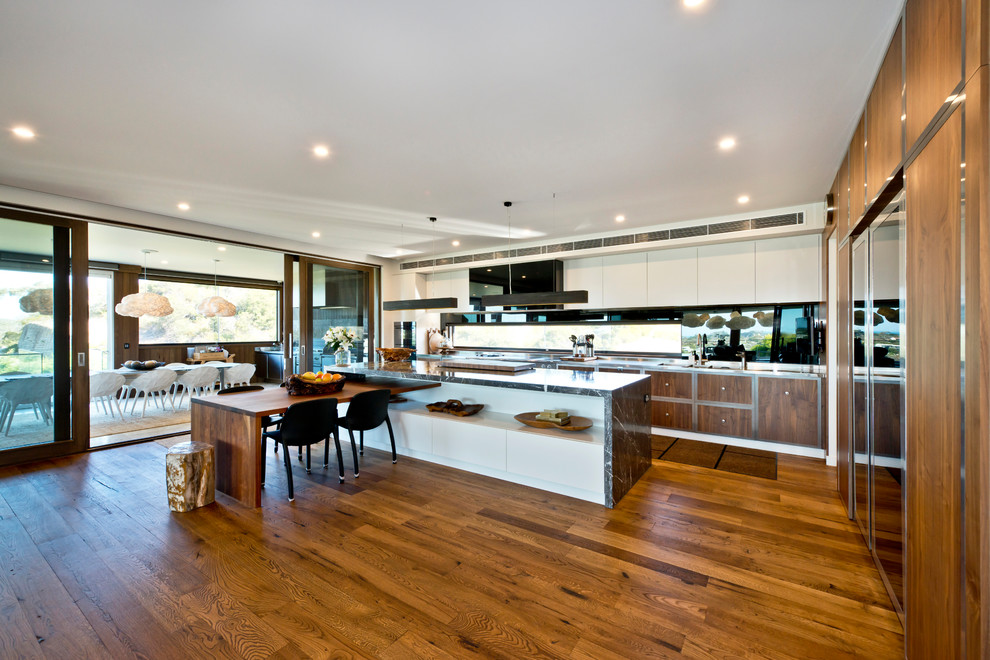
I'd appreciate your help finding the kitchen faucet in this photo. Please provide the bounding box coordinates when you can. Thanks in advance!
[736,350,747,370]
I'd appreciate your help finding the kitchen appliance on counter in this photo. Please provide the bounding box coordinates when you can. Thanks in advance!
[393,321,416,350]
[566,334,595,359]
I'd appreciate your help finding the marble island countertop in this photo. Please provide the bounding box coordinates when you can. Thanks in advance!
[412,353,823,380]
[331,360,649,397]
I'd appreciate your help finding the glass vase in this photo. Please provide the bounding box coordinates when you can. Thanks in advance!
[334,349,351,366]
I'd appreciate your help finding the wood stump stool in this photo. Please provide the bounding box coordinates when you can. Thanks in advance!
[166,441,215,512]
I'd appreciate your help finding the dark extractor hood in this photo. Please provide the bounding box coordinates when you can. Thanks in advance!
[471,259,588,309]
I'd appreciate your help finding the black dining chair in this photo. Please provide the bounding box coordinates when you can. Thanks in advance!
[260,398,343,501]
[337,389,395,477]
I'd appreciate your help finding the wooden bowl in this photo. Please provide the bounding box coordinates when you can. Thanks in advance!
[284,374,346,396]
[376,347,414,362]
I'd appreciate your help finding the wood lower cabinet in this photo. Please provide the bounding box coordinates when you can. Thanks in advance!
[697,405,752,438]
[652,400,692,430]
[649,370,692,399]
[697,373,752,405]
[757,377,820,447]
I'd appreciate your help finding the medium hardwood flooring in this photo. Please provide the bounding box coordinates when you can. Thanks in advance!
[0,439,903,658]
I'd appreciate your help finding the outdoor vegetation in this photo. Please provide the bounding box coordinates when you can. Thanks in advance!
[139,280,278,344]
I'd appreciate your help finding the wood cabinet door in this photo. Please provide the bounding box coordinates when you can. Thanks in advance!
[905,0,962,150]
[757,377,819,447]
[650,371,693,399]
[849,116,866,228]
[653,400,692,430]
[697,373,752,404]
[866,22,904,205]
[697,405,752,438]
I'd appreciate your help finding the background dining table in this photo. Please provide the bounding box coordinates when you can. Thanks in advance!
[190,377,441,507]
[104,363,238,389]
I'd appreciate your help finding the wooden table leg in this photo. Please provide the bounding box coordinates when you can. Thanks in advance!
[191,403,263,507]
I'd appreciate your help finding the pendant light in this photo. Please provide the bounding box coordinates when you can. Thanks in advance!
[197,259,236,345]
[115,249,174,317]
[383,216,458,310]
[480,200,589,308]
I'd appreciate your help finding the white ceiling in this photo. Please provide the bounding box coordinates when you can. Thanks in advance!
[0,0,903,259]
[0,217,285,280]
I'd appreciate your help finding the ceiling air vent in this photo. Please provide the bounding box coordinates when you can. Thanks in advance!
[635,230,669,243]
[603,235,635,247]
[752,212,802,229]
[400,211,806,269]
[708,219,751,235]
[670,225,708,240]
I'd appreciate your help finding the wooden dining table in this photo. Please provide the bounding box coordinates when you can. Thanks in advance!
[190,378,440,507]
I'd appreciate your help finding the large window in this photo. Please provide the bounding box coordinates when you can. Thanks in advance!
[139,279,279,344]
[453,322,681,354]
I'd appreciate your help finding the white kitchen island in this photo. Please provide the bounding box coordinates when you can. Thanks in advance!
[333,360,653,507]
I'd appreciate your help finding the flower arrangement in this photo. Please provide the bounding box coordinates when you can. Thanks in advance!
[323,326,357,353]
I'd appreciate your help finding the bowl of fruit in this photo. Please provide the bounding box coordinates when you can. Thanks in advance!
[284,371,346,396]
[123,360,163,371]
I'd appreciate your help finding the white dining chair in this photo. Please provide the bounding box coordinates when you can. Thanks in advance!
[172,366,220,410]
[123,369,178,417]
[0,376,54,436]
[90,372,126,418]
[223,363,256,389]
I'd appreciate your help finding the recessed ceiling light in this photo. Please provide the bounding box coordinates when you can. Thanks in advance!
[521,275,526,278]
[487,268,492,272]
[737,195,750,204]
[177,202,190,211]
[312,231,321,238]
[217,246,226,252]
[161,260,168,265]
[41,258,50,263]
[683,0,705,8]
[12,126,35,139]
[615,215,625,223]
[452,240,460,247]
[901,114,906,121]
[313,145,330,158]
[718,137,736,150]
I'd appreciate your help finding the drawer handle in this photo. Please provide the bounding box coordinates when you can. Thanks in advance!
[665,382,669,387]
[665,413,670,417]
[785,391,790,396]
[721,419,726,424]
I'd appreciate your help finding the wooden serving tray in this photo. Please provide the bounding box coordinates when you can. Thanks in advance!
[514,412,593,431]
[426,400,484,416]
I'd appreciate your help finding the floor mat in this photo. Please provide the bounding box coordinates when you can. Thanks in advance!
[659,438,778,480]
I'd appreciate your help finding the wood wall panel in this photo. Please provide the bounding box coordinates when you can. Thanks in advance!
[905,107,962,658]
[836,240,852,513]
[848,117,866,231]
[963,67,990,659]
[905,0,963,150]
[866,22,904,205]
[965,0,989,83]
[112,268,141,367]
[835,153,849,239]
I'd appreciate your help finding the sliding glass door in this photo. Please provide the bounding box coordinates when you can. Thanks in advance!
[293,257,378,374]
[0,210,88,466]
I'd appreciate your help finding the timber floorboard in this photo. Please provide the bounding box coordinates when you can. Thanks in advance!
[0,439,902,658]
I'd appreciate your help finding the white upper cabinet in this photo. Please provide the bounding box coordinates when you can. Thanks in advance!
[647,246,698,307]
[602,253,648,308]
[697,241,756,305]
[426,270,469,308]
[754,235,821,303]
[564,257,603,308]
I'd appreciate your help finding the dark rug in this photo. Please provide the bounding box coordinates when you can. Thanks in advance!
[658,438,777,480]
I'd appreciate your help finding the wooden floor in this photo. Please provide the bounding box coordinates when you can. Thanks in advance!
[0,439,903,659]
